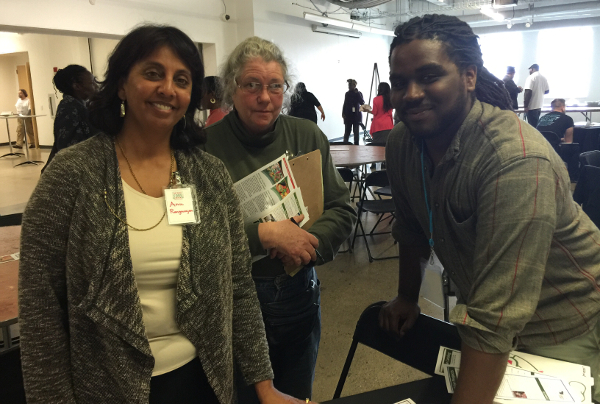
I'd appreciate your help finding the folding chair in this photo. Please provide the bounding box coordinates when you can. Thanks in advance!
[333,301,461,399]
[539,131,561,154]
[337,167,356,253]
[573,165,600,228]
[351,170,397,262]
[580,150,600,168]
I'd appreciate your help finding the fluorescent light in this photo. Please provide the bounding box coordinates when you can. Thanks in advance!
[304,12,353,29]
[370,27,396,37]
[480,7,505,21]
[311,25,361,38]
[304,12,395,37]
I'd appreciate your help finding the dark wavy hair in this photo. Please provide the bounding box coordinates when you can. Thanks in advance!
[53,65,90,97]
[203,76,222,101]
[19,89,28,97]
[89,24,206,150]
[377,82,393,112]
[390,14,513,111]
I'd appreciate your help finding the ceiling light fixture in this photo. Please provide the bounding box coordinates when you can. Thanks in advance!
[311,25,362,38]
[304,12,395,37]
[480,6,505,21]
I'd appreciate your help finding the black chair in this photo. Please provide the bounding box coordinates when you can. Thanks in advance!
[0,347,27,403]
[337,167,356,253]
[580,150,600,168]
[573,165,600,228]
[539,131,561,154]
[351,170,397,262]
[333,301,461,399]
[0,213,22,227]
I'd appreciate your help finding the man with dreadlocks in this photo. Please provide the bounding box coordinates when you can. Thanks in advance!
[379,14,600,404]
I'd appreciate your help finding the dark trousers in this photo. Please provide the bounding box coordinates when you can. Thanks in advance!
[344,122,360,145]
[149,357,219,404]
[527,109,541,128]
[237,267,321,402]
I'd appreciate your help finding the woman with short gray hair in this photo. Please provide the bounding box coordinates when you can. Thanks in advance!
[203,36,356,403]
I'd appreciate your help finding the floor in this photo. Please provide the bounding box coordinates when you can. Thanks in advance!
[0,144,442,403]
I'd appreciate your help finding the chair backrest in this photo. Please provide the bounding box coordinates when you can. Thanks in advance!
[364,170,389,189]
[580,150,600,168]
[353,301,461,376]
[573,165,600,228]
[539,131,561,153]
[330,141,353,146]
[337,167,354,183]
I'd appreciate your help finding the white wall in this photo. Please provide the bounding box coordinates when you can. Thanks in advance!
[0,32,91,145]
[252,0,393,139]
[89,38,120,81]
[0,52,29,143]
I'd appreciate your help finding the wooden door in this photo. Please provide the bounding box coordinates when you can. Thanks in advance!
[16,63,39,147]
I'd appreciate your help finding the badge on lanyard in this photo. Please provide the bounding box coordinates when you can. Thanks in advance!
[164,171,201,225]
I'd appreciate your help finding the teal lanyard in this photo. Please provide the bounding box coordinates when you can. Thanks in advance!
[420,140,435,264]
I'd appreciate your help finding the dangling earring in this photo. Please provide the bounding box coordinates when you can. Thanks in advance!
[210,98,216,105]
[180,115,187,129]
[120,100,126,117]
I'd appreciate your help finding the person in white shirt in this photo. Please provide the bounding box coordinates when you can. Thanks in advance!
[15,89,34,148]
[523,63,549,128]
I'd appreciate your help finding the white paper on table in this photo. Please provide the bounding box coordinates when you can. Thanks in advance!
[443,364,460,393]
[495,373,578,403]
[508,351,593,403]
[394,399,416,404]
[435,346,462,376]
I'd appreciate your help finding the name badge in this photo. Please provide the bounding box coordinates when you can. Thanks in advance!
[352,107,356,113]
[164,172,201,225]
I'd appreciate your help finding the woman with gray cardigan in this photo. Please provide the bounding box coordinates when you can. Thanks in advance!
[19,25,311,404]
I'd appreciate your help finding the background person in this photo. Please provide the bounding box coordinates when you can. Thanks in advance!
[537,98,574,143]
[203,36,356,403]
[20,25,305,404]
[523,63,549,127]
[369,82,394,145]
[14,88,34,148]
[42,64,99,173]
[342,78,364,145]
[502,66,522,110]
[201,75,228,127]
[289,82,325,124]
[380,14,600,404]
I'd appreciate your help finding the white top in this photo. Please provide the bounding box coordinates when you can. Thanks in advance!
[523,71,549,109]
[122,179,197,376]
[15,98,30,115]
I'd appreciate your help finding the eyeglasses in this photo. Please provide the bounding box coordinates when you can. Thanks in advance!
[236,80,289,95]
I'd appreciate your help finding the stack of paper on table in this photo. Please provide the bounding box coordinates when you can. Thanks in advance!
[435,346,593,403]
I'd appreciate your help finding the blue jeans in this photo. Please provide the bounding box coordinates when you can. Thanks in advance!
[237,266,321,402]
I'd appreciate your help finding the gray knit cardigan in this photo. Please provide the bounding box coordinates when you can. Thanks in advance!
[19,134,273,404]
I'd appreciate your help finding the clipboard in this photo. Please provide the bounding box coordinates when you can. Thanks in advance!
[289,149,323,230]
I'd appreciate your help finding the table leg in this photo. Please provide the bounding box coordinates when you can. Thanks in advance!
[0,118,24,159]
[14,116,43,167]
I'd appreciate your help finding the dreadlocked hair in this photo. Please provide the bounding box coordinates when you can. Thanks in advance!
[390,14,513,111]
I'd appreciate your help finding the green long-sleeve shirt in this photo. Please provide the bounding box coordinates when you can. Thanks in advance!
[203,111,356,273]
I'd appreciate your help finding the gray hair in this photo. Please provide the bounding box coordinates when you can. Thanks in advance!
[220,36,291,107]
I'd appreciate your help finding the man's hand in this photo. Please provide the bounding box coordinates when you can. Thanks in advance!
[259,214,318,266]
[255,380,318,404]
[517,86,523,92]
[524,107,529,113]
[379,295,421,338]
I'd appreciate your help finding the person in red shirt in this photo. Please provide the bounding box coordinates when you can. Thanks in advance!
[370,82,394,145]
[201,76,228,126]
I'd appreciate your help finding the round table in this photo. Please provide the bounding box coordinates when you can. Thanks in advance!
[330,145,386,167]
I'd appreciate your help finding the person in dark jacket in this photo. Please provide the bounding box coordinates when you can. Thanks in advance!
[289,82,325,124]
[502,66,522,110]
[342,78,364,145]
[42,64,99,173]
